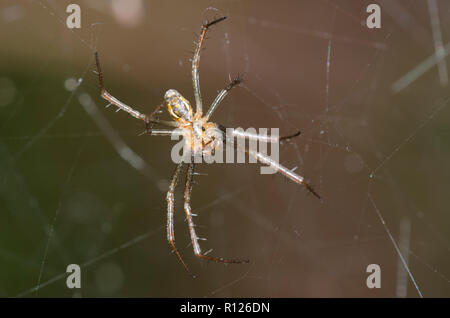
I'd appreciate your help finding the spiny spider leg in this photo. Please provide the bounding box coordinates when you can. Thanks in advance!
[218,125,301,144]
[192,16,227,113]
[253,151,321,199]
[223,133,321,199]
[205,75,243,120]
[166,163,193,276]
[229,128,279,143]
[94,52,177,131]
[184,162,250,264]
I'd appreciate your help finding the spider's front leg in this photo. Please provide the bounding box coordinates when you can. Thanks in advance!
[94,52,177,134]
[192,16,227,114]
[184,162,250,264]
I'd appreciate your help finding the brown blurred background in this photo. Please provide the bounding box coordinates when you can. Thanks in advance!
[0,0,449,297]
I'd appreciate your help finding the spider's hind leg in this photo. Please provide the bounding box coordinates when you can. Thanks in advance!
[184,162,249,264]
[166,163,194,277]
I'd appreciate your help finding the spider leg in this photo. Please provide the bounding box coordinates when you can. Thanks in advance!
[94,52,177,130]
[223,134,321,199]
[184,162,250,264]
[217,126,301,144]
[205,75,243,120]
[254,152,321,199]
[279,130,301,142]
[166,163,193,276]
[228,127,279,143]
[146,129,181,137]
[192,16,227,114]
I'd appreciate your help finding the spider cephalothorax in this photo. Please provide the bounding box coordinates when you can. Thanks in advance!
[164,89,222,158]
[94,16,320,276]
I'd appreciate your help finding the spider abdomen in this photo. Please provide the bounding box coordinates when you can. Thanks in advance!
[165,89,193,122]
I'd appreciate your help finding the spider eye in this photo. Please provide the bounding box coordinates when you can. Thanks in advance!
[165,89,192,121]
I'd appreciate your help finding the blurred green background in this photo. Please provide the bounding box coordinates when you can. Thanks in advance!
[0,0,449,297]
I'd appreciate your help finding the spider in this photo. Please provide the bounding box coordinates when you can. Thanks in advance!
[94,16,320,276]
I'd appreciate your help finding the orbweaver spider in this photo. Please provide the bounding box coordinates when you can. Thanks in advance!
[94,16,320,276]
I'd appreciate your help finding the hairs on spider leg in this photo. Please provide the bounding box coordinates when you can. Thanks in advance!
[204,249,213,256]
[226,74,244,90]
[273,164,321,200]
[275,159,320,199]
[235,72,245,82]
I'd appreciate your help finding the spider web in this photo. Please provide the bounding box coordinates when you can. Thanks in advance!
[1,0,449,297]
